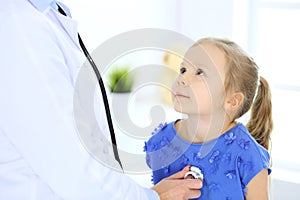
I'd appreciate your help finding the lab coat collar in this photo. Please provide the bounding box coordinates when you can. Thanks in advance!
[28,0,54,12]
[28,0,81,50]
[54,11,81,50]
[28,0,72,17]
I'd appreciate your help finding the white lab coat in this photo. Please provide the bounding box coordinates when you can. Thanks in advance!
[0,0,158,199]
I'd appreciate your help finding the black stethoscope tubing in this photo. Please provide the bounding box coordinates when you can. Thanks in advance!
[57,5,123,169]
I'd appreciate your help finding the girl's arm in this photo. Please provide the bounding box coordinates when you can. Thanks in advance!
[245,168,269,200]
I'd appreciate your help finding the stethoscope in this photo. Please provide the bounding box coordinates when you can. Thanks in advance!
[57,5,122,169]
[184,166,204,180]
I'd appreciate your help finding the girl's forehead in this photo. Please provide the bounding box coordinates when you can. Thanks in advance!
[183,43,226,71]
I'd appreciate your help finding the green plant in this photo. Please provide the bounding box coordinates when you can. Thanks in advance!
[108,65,134,93]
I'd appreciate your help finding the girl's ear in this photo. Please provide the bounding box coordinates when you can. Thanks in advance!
[225,92,244,111]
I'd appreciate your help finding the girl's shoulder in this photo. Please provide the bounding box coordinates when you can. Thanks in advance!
[220,123,270,167]
[223,123,269,158]
[144,121,177,153]
[232,124,269,155]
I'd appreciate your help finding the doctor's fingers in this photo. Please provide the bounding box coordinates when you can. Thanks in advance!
[185,188,202,200]
[183,178,203,189]
[167,165,191,179]
[151,177,202,200]
[165,179,202,200]
[164,182,202,200]
[181,179,202,199]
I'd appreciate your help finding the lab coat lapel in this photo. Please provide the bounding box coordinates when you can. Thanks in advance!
[50,8,82,50]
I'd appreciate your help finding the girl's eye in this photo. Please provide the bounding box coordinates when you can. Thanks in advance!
[180,67,187,74]
[196,68,205,76]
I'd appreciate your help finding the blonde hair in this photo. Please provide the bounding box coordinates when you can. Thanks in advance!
[197,38,273,150]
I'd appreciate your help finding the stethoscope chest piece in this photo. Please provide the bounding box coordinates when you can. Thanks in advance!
[184,166,204,180]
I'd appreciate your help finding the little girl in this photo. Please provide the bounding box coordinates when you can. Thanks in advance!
[144,38,273,199]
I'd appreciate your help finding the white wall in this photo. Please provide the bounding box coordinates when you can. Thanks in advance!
[178,0,234,40]
[62,0,235,51]
[62,0,180,51]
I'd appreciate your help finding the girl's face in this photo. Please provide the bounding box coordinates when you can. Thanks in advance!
[171,43,227,117]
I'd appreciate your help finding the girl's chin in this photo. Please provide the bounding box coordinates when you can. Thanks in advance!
[173,107,189,114]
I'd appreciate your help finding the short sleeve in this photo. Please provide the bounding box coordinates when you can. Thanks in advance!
[237,140,271,186]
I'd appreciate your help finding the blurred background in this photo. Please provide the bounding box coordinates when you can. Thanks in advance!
[63,0,300,199]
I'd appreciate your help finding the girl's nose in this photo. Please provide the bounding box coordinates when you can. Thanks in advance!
[177,75,188,86]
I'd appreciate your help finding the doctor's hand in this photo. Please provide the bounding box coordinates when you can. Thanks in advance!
[151,166,202,200]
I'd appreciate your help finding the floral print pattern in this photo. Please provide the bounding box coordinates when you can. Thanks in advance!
[224,132,237,145]
[144,122,271,200]
[222,153,231,165]
[238,139,250,150]
[225,170,237,180]
[151,122,167,135]
[209,150,220,163]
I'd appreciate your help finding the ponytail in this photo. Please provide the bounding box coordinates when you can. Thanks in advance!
[246,76,273,150]
[196,38,273,150]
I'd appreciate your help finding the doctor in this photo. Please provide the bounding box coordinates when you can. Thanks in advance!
[0,0,202,199]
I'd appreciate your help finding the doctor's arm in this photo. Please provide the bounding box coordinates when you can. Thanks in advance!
[0,12,153,199]
[0,10,202,200]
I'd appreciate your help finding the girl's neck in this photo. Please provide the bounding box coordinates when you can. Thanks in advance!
[176,114,236,144]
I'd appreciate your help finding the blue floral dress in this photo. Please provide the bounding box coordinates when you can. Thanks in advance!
[144,121,271,200]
